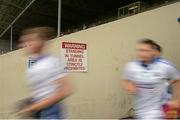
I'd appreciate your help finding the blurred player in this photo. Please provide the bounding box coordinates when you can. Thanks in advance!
[122,39,180,119]
[152,42,180,118]
[17,27,73,119]
[152,42,174,103]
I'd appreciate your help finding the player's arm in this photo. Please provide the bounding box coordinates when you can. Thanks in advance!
[169,69,180,87]
[164,80,178,90]
[166,65,180,107]
[122,80,137,94]
[165,63,180,85]
[17,76,73,114]
[121,63,137,94]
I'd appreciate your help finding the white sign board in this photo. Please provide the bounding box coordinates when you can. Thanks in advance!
[61,42,87,72]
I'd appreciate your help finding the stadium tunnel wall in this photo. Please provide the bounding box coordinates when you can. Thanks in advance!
[0,2,180,118]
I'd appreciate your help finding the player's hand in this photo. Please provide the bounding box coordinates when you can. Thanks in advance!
[127,83,138,95]
[15,110,25,116]
[14,106,32,116]
[167,100,180,109]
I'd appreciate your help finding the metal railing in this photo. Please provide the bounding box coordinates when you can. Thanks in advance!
[118,1,141,17]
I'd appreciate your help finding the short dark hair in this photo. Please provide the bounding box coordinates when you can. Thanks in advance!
[138,38,156,48]
[20,27,57,41]
[153,42,162,53]
[138,38,162,53]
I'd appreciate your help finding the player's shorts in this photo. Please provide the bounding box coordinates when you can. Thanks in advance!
[34,103,64,119]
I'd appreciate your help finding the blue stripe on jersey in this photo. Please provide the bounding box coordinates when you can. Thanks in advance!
[137,86,154,89]
[36,55,49,61]
[156,58,176,68]
[132,59,156,69]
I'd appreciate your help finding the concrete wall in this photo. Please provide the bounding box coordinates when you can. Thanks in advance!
[0,2,180,118]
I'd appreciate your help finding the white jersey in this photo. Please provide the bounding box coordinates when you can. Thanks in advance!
[123,60,180,118]
[27,55,67,102]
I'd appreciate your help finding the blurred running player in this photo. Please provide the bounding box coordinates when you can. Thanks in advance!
[17,27,73,119]
[152,42,180,118]
[122,39,180,119]
[152,42,174,102]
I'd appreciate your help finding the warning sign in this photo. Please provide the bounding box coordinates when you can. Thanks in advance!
[61,42,87,72]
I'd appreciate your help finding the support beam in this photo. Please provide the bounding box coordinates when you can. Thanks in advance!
[57,0,61,37]
[10,26,13,51]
